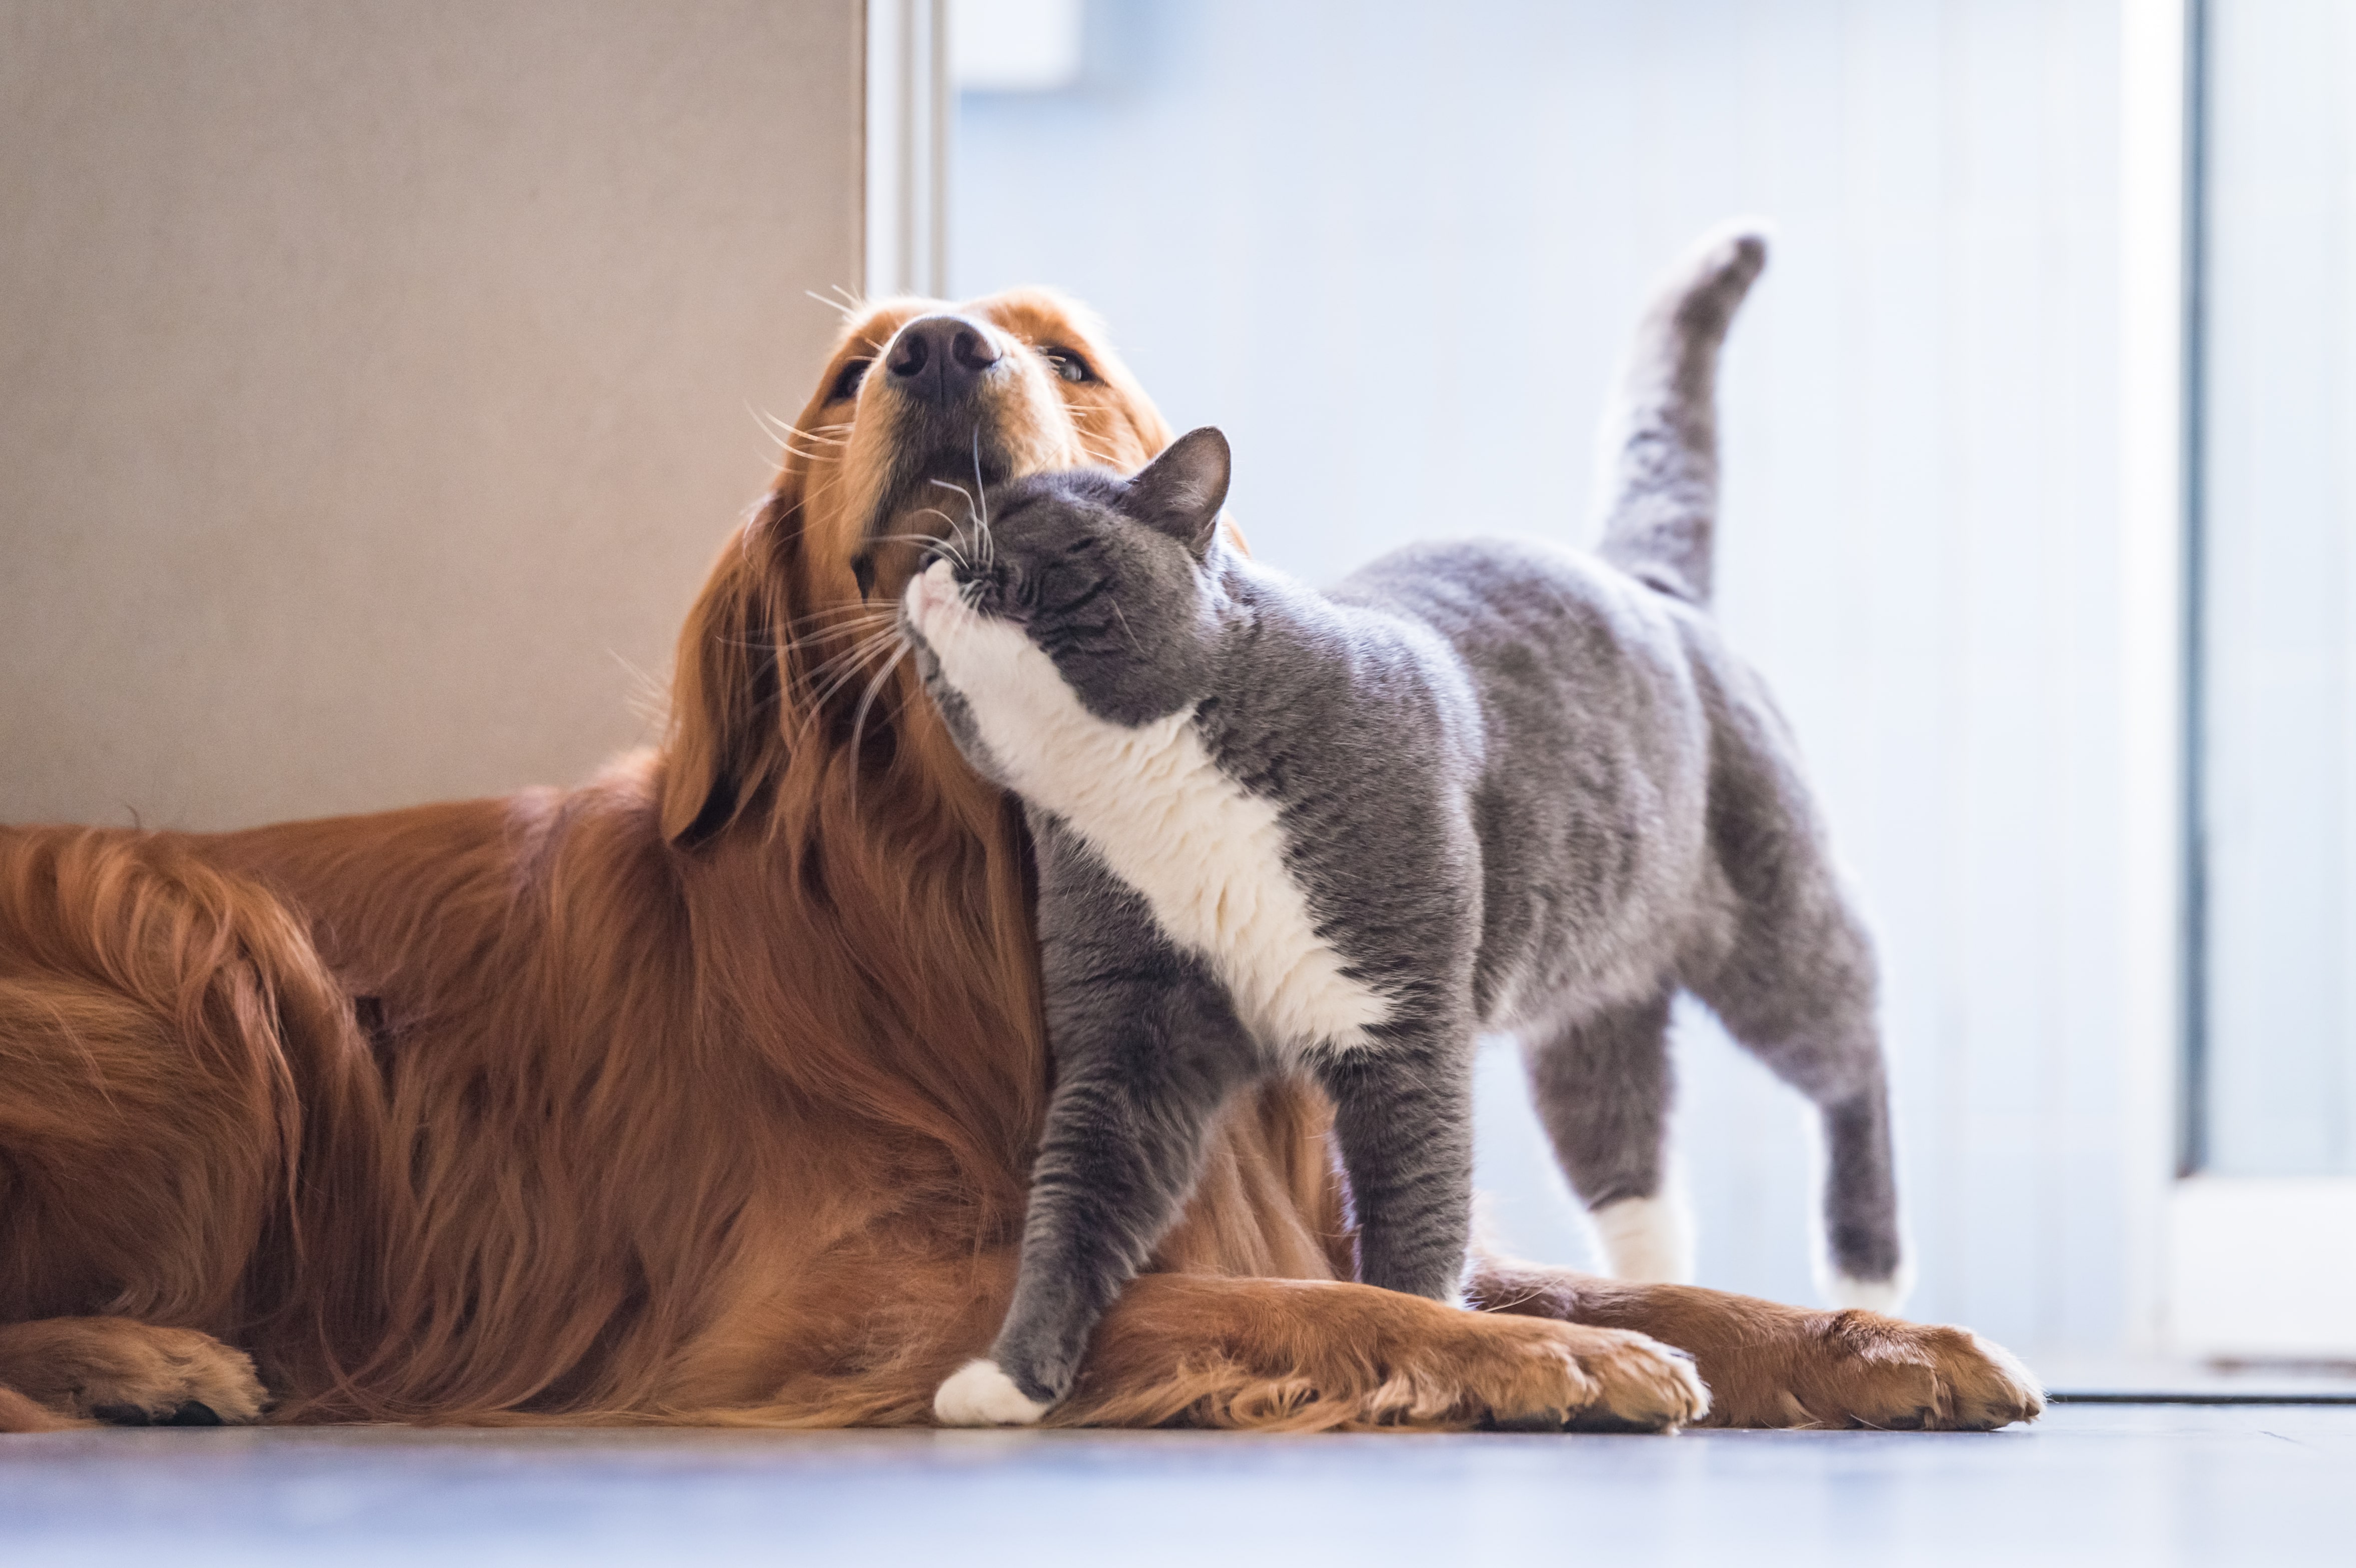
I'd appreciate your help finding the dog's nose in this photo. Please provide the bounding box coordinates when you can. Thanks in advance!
[886,314,1001,406]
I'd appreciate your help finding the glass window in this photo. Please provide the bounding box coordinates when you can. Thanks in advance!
[2196,0,2356,1176]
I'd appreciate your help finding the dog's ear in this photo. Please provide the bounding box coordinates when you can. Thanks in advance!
[1117,426,1231,560]
[661,495,797,846]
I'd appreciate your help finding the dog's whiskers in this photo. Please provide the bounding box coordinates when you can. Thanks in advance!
[746,407,850,461]
[805,286,867,323]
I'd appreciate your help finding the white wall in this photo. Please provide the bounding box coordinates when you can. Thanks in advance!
[956,0,2140,1351]
[0,0,863,829]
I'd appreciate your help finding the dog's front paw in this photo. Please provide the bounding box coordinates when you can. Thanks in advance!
[933,1359,1052,1427]
[1557,1326,1712,1432]
[1734,1312,2044,1431]
[1457,1317,1709,1433]
[0,1317,267,1426]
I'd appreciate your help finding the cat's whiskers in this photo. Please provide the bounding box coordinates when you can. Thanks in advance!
[1107,593,1141,653]
[925,479,992,573]
[709,600,891,655]
[801,631,909,721]
[785,601,898,632]
[902,509,981,575]
[800,632,906,705]
[779,607,901,652]
[795,608,906,678]
[843,635,916,815]
[970,431,997,569]
[868,529,970,583]
[800,610,902,668]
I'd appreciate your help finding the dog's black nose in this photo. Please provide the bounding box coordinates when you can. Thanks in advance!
[886,314,1001,406]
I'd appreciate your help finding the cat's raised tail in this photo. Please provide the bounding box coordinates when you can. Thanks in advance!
[1591,221,1769,608]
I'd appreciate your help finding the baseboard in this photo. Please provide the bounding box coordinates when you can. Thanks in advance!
[2168,1177,2356,1356]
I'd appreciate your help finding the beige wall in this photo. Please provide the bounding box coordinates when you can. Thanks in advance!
[0,0,862,828]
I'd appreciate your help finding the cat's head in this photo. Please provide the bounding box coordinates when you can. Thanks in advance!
[899,427,1235,775]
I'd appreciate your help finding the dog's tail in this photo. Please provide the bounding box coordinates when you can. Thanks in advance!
[1592,222,1768,608]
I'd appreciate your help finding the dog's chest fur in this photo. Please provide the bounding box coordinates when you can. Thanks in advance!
[928,607,1390,1054]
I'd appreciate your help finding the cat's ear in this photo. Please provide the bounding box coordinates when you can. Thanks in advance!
[1118,427,1231,560]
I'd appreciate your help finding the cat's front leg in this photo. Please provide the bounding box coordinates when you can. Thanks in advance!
[935,885,1263,1426]
[1315,1030,1476,1303]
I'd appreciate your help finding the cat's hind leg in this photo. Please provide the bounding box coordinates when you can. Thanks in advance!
[1686,685,1906,1311]
[1519,991,1695,1284]
[1694,939,1904,1311]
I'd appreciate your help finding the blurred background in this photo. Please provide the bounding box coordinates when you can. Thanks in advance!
[2,0,2347,1369]
[954,0,2133,1348]
[950,0,2354,1366]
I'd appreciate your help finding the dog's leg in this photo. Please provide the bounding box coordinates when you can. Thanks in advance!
[1468,1252,2041,1430]
[0,830,388,1423]
[1062,1272,1707,1433]
[741,1251,1704,1434]
[732,1252,2031,1433]
[1518,991,1694,1283]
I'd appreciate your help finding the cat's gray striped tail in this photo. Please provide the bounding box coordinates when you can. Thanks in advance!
[1591,222,1769,608]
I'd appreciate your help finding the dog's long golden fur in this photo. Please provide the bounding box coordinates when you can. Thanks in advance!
[0,291,2041,1433]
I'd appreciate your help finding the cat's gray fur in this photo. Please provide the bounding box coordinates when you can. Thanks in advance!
[905,227,1900,1423]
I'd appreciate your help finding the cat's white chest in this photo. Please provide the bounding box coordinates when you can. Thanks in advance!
[910,566,1392,1054]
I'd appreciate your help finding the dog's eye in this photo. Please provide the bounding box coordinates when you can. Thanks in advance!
[1040,348,1093,385]
[829,358,873,402]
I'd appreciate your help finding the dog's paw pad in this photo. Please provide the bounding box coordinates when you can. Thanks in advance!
[92,1399,225,1428]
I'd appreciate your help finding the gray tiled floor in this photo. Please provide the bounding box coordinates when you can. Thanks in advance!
[4,1404,2351,1566]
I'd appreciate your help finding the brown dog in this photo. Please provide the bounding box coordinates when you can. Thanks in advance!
[0,289,2041,1433]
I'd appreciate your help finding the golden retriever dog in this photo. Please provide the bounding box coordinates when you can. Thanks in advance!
[0,283,2041,1434]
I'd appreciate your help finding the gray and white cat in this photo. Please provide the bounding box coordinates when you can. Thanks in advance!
[908,229,1902,1428]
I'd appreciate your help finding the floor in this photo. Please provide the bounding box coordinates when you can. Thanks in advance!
[4,1403,2352,1567]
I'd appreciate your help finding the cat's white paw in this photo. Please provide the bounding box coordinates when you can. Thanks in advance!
[1589,1193,1695,1283]
[1826,1272,1910,1315]
[933,1359,1051,1427]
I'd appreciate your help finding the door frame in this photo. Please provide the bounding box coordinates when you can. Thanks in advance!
[2124,0,2356,1360]
[864,0,949,300]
